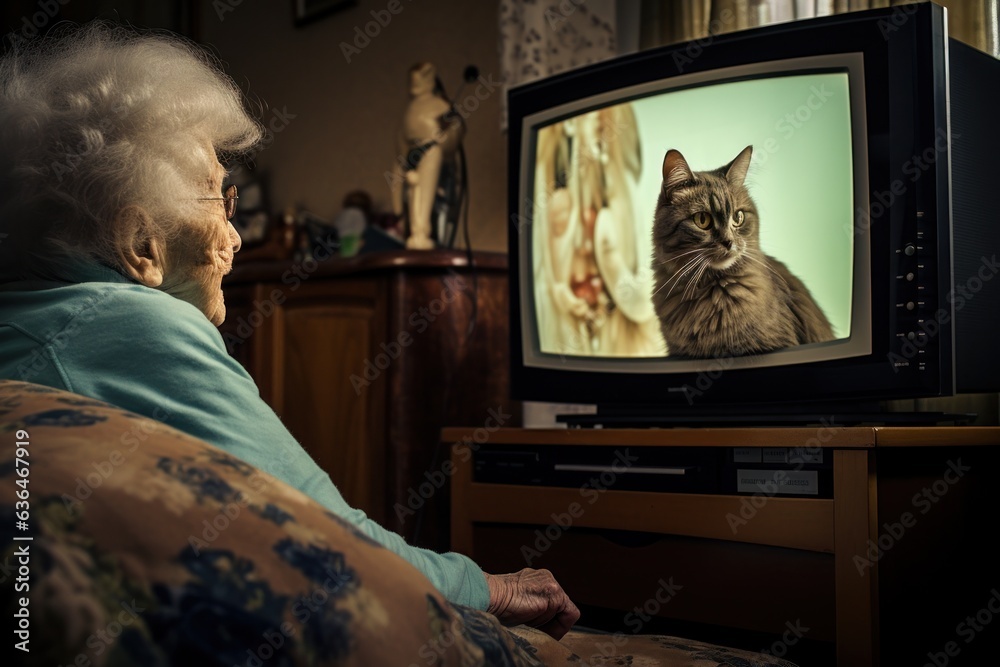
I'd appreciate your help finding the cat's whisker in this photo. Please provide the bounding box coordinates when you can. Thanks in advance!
[662,247,706,262]
[668,253,705,288]
[653,248,713,298]
[691,258,713,298]
[655,249,708,292]
[655,263,693,300]
[663,252,707,302]
[680,259,702,302]
[652,253,699,296]
[660,267,698,301]
[684,257,712,302]
[653,252,704,298]
[681,264,700,302]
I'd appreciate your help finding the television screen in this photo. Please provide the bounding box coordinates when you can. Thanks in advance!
[520,57,872,374]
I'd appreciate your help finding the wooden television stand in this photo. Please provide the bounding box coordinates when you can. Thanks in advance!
[446,426,1000,667]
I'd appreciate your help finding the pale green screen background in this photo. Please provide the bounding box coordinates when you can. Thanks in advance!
[629,72,855,338]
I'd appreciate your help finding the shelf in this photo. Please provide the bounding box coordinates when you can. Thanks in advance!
[466,482,835,552]
[443,426,876,449]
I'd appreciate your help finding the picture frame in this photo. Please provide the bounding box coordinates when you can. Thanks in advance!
[293,0,357,27]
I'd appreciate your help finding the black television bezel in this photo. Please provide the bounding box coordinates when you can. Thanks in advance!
[507,3,953,408]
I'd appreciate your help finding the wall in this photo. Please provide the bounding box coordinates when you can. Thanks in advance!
[198,0,508,252]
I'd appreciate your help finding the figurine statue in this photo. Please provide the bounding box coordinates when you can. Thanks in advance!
[390,62,465,250]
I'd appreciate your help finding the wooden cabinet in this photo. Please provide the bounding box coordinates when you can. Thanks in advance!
[448,426,1000,667]
[220,250,514,551]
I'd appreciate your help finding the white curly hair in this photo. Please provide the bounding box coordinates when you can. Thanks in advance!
[0,22,263,281]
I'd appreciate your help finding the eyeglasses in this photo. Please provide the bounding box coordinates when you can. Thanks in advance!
[198,184,238,220]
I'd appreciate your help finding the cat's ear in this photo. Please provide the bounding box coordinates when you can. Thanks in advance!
[725,145,753,188]
[662,150,693,190]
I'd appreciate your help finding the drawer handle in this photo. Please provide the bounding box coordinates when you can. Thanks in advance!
[553,464,693,476]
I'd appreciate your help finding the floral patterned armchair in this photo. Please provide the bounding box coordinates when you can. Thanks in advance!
[0,380,797,666]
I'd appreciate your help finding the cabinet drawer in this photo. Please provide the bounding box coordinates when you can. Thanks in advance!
[473,524,836,642]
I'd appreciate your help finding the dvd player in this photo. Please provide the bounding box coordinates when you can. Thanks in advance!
[472,445,832,498]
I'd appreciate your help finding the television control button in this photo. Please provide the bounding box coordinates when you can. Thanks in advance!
[907,331,916,341]
[904,244,916,256]
[905,301,916,311]
[906,272,915,282]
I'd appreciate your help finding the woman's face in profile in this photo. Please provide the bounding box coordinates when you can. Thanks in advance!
[167,150,242,326]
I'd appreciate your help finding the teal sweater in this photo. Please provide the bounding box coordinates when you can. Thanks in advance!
[0,261,488,609]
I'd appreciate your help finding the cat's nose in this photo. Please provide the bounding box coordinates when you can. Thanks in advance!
[721,238,733,250]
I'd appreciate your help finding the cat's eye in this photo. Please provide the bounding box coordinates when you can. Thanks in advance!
[733,210,746,227]
[692,212,712,229]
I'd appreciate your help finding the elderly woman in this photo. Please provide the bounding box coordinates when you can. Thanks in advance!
[0,24,579,639]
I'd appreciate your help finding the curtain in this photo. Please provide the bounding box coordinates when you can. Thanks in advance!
[940,0,1000,56]
[498,0,619,128]
[639,0,999,56]
[499,0,997,128]
[638,0,859,47]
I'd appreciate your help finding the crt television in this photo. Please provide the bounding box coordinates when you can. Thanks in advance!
[507,2,1000,419]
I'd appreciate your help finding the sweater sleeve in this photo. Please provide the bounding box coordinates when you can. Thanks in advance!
[299,468,489,609]
[62,285,489,610]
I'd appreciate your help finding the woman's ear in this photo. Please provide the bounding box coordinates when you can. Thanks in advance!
[115,205,165,287]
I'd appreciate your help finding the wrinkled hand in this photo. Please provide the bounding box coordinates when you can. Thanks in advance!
[484,568,581,640]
